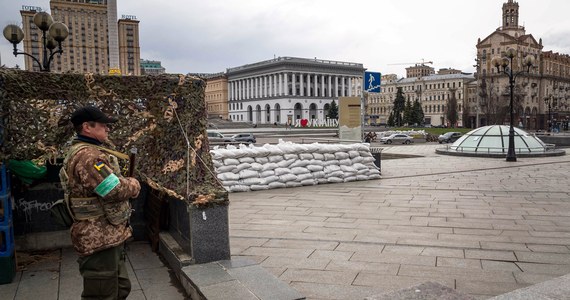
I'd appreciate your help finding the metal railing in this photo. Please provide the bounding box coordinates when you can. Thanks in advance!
[442,144,557,153]
[300,137,363,144]
[208,141,252,148]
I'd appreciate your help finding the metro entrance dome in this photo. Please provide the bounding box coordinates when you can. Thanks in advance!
[436,125,566,158]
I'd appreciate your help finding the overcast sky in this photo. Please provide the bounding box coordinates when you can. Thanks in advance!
[1,0,569,77]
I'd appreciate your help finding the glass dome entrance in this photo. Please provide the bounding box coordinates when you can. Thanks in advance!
[436,125,566,157]
[451,125,545,153]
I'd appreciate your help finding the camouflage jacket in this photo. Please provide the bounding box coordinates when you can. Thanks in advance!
[66,141,140,256]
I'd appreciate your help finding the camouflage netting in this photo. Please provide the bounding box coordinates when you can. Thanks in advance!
[0,69,227,207]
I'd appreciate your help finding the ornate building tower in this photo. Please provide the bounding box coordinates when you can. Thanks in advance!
[502,0,519,29]
[473,0,570,131]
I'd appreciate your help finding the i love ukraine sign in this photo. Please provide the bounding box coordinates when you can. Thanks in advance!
[294,118,339,127]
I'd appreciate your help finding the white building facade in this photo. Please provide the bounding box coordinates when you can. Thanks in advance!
[226,57,364,125]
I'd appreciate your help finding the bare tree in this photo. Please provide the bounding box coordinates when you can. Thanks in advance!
[479,74,504,125]
[462,101,472,128]
[479,73,528,125]
[496,82,526,125]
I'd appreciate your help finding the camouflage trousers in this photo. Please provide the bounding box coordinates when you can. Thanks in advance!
[77,244,131,300]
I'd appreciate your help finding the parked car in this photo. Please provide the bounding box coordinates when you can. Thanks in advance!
[438,132,463,144]
[231,133,256,144]
[207,131,235,144]
[380,134,414,144]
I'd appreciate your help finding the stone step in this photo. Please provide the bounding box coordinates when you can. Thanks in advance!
[159,232,305,300]
[365,282,475,300]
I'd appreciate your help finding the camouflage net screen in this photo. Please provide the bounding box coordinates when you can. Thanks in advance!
[0,69,227,207]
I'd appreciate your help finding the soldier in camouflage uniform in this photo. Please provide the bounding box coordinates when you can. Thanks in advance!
[65,106,140,300]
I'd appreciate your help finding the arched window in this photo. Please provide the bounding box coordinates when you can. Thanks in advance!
[294,103,303,120]
[323,103,331,118]
[309,103,317,119]
[256,105,261,124]
[274,103,281,123]
[265,104,271,123]
[247,106,253,122]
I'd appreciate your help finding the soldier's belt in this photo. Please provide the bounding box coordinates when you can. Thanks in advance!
[69,197,105,220]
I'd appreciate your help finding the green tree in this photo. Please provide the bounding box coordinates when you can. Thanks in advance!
[412,99,424,125]
[328,100,338,119]
[387,112,394,127]
[403,99,413,125]
[447,88,459,127]
[391,87,405,126]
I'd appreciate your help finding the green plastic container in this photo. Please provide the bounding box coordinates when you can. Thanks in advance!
[0,250,16,284]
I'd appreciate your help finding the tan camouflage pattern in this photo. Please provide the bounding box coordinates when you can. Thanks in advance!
[66,142,140,256]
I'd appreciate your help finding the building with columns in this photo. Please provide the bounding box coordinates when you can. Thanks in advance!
[368,69,474,127]
[473,0,570,130]
[226,57,364,125]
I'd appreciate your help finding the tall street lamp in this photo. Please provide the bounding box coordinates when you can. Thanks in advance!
[544,95,553,132]
[492,48,535,162]
[473,56,481,128]
[3,11,69,72]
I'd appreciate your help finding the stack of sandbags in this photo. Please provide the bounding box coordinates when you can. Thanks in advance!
[211,141,381,193]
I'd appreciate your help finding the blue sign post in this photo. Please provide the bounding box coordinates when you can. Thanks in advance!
[361,71,381,141]
[364,71,381,93]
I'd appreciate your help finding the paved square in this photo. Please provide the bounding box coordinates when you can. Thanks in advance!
[229,144,570,299]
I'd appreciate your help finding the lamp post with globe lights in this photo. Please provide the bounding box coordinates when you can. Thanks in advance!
[544,95,554,133]
[492,48,535,162]
[3,11,68,72]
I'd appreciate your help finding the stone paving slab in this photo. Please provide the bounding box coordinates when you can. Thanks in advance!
[229,145,570,298]
[0,241,187,300]
[291,281,386,300]
[365,281,475,300]
[179,256,305,300]
[455,279,528,296]
[490,273,570,299]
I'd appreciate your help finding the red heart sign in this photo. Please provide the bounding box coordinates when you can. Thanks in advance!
[300,119,308,127]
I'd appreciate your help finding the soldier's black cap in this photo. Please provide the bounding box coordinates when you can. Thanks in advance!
[70,106,118,126]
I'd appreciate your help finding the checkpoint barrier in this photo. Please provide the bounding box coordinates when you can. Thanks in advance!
[211,142,381,193]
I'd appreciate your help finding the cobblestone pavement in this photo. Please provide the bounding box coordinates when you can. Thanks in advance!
[229,145,570,299]
[0,241,187,300]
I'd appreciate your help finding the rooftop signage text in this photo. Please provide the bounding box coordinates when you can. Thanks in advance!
[22,5,42,12]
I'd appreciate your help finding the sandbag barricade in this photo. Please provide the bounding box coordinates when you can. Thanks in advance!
[211,142,381,193]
